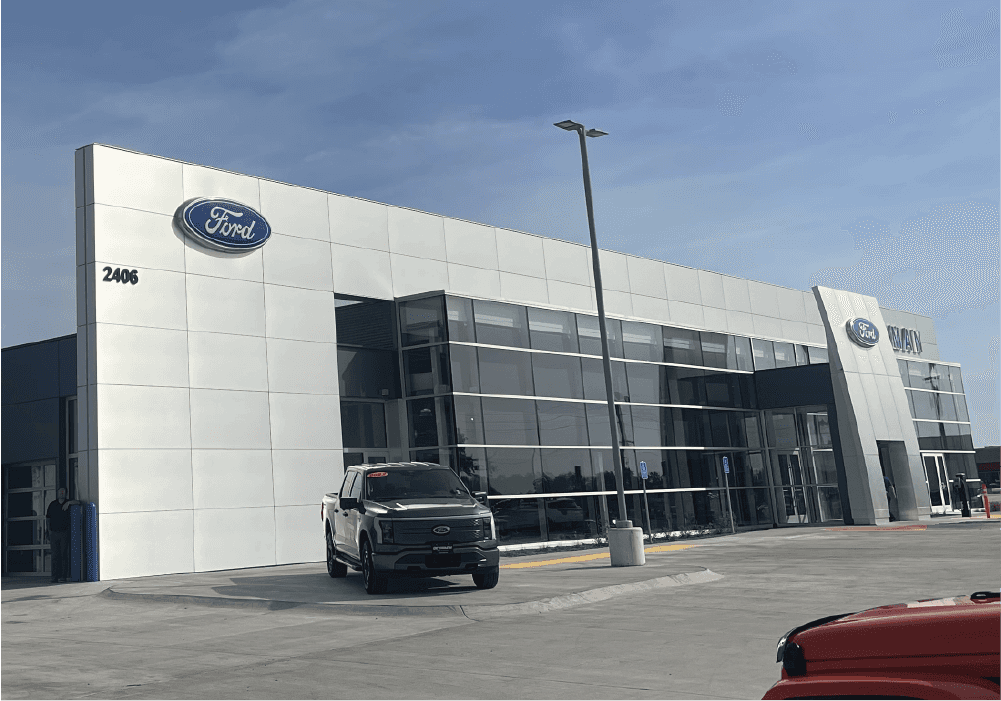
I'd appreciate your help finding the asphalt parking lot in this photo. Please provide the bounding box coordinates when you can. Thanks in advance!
[3,517,997,699]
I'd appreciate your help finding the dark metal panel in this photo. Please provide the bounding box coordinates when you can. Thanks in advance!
[753,363,834,410]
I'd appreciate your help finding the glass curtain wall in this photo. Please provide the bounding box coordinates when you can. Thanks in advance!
[763,407,840,524]
[897,359,977,510]
[398,293,835,544]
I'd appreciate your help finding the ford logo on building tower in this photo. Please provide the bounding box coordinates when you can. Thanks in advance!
[845,317,879,348]
[176,198,272,252]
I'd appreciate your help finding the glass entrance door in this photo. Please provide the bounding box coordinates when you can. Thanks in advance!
[3,462,57,575]
[775,452,812,524]
[923,453,951,515]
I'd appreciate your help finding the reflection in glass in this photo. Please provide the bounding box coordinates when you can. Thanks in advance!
[403,346,450,396]
[446,296,475,342]
[704,371,740,408]
[897,359,910,386]
[474,300,530,348]
[734,335,754,371]
[486,449,542,495]
[581,357,628,401]
[545,496,600,540]
[492,497,542,543]
[481,397,539,445]
[808,346,829,364]
[664,366,706,405]
[773,342,795,368]
[577,315,623,357]
[455,447,487,492]
[448,344,480,393]
[341,401,388,448]
[540,449,595,491]
[452,395,483,444]
[794,345,810,366]
[628,405,662,447]
[621,321,663,362]
[955,395,970,422]
[700,332,729,369]
[585,403,613,446]
[625,362,661,404]
[813,450,838,484]
[531,353,584,399]
[948,366,964,394]
[537,401,590,446]
[478,347,535,396]
[528,307,579,353]
[338,348,399,398]
[663,327,703,365]
[400,297,446,346]
[817,487,843,522]
[751,338,776,370]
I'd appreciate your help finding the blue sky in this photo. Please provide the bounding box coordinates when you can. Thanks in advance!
[2,0,998,443]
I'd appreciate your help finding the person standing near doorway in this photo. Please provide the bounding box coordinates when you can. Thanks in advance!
[46,488,80,583]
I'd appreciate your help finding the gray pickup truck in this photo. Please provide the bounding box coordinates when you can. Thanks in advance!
[321,462,500,594]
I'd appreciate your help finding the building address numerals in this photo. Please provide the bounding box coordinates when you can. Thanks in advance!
[102,267,139,285]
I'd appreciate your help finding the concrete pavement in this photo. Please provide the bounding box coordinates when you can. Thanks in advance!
[3,518,997,699]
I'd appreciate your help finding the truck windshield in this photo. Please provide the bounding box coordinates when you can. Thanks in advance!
[366,469,468,501]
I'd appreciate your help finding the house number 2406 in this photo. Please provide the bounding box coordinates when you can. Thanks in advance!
[102,267,139,285]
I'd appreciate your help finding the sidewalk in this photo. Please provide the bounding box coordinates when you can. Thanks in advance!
[3,539,721,620]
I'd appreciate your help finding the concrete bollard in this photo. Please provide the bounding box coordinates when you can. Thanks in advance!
[608,520,646,566]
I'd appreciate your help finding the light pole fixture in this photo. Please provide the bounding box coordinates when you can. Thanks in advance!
[554,118,644,566]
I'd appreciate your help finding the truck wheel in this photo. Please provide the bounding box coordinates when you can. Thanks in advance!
[472,568,499,589]
[361,541,388,594]
[326,530,347,578]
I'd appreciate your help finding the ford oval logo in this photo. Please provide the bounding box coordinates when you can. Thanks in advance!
[845,317,879,348]
[432,525,450,535]
[176,198,272,252]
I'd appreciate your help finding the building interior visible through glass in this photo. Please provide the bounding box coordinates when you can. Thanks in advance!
[334,293,975,544]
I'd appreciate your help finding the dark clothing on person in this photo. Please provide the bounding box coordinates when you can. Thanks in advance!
[50,529,70,583]
[46,499,71,532]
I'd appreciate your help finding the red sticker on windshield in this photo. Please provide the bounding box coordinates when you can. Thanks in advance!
[368,471,389,478]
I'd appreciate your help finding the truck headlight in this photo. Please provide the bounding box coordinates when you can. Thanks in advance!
[377,519,394,544]
[484,514,496,541]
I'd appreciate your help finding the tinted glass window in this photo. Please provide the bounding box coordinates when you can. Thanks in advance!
[403,345,450,396]
[453,395,483,444]
[366,468,468,501]
[338,348,399,399]
[455,447,487,492]
[621,321,663,362]
[474,300,529,348]
[481,397,539,445]
[937,393,958,421]
[625,362,661,404]
[743,413,762,448]
[708,412,730,447]
[540,449,594,491]
[341,401,388,448]
[700,332,729,369]
[794,345,810,366]
[407,398,438,447]
[537,401,589,446]
[733,335,754,371]
[663,327,703,366]
[492,496,543,541]
[486,449,541,495]
[478,347,534,396]
[955,395,970,422]
[585,403,613,446]
[628,405,662,447]
[909,390,938,420]
[449,344,480,393]
[531,353,584,399]
[400,297,446,346]
[915,421,943,450]
[897,359,910,386]
[664,366,706,405]
[581,357,628,401]
[751,338,776,370]
[808,346,829,364]
[948,366,964,394]
[773,342,795,369]
[704,371,739,408]
[446,296,475,342]
[681,409,707,446]
[339,471,357,498]
[577,315,623,357]
[907,362,929,389]
[528,307,579,353]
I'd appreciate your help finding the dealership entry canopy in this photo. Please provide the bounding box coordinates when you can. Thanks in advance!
[1,144,978,580]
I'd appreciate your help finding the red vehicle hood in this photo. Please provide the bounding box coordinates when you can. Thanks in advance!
[796,595,1000,661]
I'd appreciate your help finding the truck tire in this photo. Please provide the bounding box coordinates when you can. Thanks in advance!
[326,529,347,578]
[472,568,499,589]
[361,541,388,594]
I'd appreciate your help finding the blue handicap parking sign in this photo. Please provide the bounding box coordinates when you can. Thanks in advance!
[723,456,730,474]
[639,461,648,479]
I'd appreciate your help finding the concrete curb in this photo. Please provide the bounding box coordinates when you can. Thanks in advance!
[100,567,722,619]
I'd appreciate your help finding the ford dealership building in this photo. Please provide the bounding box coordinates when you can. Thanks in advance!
[1,144,979,580]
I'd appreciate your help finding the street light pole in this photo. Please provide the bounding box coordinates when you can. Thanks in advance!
[555,119,644,566]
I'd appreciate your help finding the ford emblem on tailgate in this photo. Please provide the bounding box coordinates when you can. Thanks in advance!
[845,317,879,348]
[432,525,450,535]
[176,198,272,252]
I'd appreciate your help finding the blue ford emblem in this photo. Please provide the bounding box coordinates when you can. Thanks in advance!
[176,198,272,252]
[432,525,450,535]
[845,317,879,348]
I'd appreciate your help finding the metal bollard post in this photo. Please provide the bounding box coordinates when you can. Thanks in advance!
[84,502,99,581]
[69,504,83,582]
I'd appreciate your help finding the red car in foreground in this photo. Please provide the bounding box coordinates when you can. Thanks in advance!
[764,590,1000,700]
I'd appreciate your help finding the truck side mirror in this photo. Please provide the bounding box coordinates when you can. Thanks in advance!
[474,491,488,505]
[339,497,359,511]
